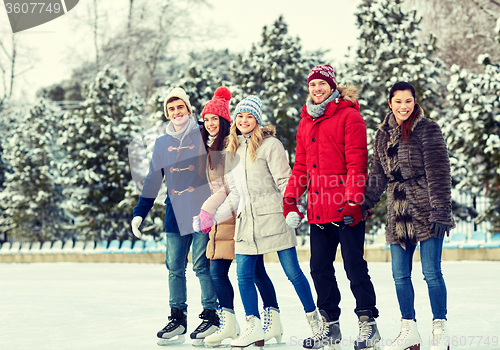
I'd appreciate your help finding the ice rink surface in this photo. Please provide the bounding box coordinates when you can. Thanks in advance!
[1,260,499,350]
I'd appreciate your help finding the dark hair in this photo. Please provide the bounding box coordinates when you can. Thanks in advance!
[388,81,420,142]
[165,97,190,117]
[202,117,230,169]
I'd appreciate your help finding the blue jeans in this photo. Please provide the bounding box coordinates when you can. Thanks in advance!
[390,237,447,320]
[165,231,218,311]
[210,259,234,310]
[236,247,316,317]
[236,254,279,317]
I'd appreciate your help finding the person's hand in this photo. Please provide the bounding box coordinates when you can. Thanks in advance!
[193,210,215,233]
[283,197,304,228]
[430,222,450,238]
[361,203,372,220]
[285,211,303,229]
[337,203,363,226]
[131,216,143,238]
[193,216,201,232]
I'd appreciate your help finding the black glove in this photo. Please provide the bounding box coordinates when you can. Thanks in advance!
[361,203,372,220]
[430,222,450,238]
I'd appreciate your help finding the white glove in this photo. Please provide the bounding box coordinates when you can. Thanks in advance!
[131,216,143,238]
[193,216,201,232]
[285,211,302,229]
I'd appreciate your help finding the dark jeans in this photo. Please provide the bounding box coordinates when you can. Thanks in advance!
[236,254,279,317]
[210,259,235,310]
[309,221,378,321]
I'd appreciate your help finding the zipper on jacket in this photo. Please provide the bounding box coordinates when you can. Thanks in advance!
[243,137,258,252]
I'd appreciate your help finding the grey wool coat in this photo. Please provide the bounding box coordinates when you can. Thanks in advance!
[363,106,455,248]
[214,125,297,255]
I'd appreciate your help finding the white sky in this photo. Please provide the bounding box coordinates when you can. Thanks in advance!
[0,0,361,101]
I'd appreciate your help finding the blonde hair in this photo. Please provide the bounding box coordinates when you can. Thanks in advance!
[226,122,263,162]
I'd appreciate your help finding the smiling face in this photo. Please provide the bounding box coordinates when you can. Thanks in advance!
[235,112,257,135]
[308,78,334,104]
[203,113,220,137]
[388,90,415,125]
[166,99,190,131]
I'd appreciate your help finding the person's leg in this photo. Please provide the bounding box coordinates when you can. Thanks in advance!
[236,254,261,317]
[339,221,379,318]
[165,231,191,310]
[253,255,279,309]
[390,239,417,320]
[277,247,316,313]
[420,237,447,320]
[310,223,341,320]
[210,259,234,310]
[191,231,218,311]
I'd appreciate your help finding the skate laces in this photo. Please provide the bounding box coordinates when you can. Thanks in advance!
[394,319,411,341]
[306,311,322,336]
[432,319,445,345]
[261,308,271,331]
[213,308,225,334]
[358,317,375,338]
[238,316,255,339]
[193,310,217,333]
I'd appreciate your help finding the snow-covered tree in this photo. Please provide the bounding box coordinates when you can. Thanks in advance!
[348,0,444,141]
[0,100,69,241]
[444,57,500,231]
[58,66,143,240]
[231,16,321,164]
[341,0,446,233]
[167,63,221,117]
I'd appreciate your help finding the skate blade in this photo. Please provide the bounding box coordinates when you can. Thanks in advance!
[191,338,205,347]
[157,334,185,346]
[263,342,287,347]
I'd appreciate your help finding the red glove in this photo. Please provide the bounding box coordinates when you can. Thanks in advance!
[283,197,304,220]
[337,203,363,226]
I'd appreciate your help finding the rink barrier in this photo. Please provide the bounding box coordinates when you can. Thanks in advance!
[0,240,500,263]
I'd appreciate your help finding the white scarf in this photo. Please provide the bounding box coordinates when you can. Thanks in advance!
[207,135,216,148]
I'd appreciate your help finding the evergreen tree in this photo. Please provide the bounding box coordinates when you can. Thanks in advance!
[231,16,320,164]
[119,90,171,238]
[444,57,500,231]
[59,66,143,240]
[345,0,445,233]
[349,0,444,142]
[167,63,221,117]
[0,100,69,241]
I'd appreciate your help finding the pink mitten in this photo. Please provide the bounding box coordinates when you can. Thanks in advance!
[199,209,215,233]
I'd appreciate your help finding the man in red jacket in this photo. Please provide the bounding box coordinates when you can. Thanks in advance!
[283,65,380,350]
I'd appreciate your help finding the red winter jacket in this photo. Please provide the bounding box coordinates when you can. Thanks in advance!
[284,85,368,224]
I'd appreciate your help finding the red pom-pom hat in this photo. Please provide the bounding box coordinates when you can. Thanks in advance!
[201,87,232,123]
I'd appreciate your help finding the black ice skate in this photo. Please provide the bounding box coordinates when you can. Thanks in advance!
[190,309,220,347]
[303,310,342,350]
[157,307,187,346]
[354,312,381,350]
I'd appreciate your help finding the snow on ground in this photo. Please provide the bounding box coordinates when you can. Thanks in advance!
[1,260,499,350]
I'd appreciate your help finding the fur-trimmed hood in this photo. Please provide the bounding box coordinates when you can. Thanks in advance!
[337,84,358,102]
[261,125,276,139]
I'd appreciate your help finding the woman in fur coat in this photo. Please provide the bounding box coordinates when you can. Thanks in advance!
[363,81,455,350]
[210,95,320,348]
